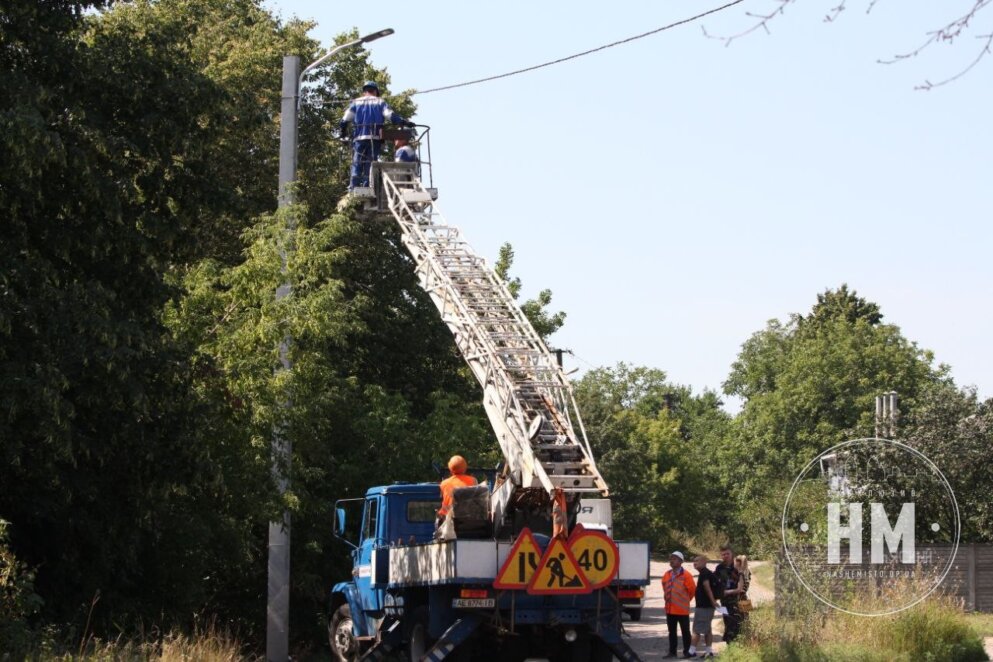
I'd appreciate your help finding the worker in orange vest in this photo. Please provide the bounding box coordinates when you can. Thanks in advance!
[662,551,696,659]
[435,455,478,531]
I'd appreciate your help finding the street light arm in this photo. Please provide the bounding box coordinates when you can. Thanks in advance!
[298,28,394,88]
[299,38,361,86]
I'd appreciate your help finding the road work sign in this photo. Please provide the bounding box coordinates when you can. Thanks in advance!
[527,537,591,595]
[494,528,541,589]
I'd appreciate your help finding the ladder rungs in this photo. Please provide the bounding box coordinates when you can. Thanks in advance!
[381,171,609,498]
[541,461,589,472]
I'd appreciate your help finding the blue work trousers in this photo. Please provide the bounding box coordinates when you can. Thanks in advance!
[350,139,382,188]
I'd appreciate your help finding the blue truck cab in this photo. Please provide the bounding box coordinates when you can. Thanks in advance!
[330,484,441,646]
[329,483,648,661]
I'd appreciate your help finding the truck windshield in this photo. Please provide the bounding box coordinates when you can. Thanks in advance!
[407,500,441,522]
[362,499,379,542]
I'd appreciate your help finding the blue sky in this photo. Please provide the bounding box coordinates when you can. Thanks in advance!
[268,0,992,411]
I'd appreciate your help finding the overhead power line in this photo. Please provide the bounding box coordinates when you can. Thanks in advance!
[411,0,746,96]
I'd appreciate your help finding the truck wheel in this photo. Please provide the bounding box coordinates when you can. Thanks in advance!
[329,603,359,662]
[407,606,431,661]
[626,608,643,622]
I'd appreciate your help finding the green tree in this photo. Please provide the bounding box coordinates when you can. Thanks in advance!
[0,0,417,640]
[494,242,566,340]
[574,364,731,551]
[902,383,993,542]
[0,0,253,627]
[721,285,943,552]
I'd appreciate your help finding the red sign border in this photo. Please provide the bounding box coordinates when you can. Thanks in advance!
[526,535,593,595]
[493,527,540,590]
[567,525,620,590]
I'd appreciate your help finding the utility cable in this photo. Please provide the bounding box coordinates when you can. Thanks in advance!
[411,0,745,95]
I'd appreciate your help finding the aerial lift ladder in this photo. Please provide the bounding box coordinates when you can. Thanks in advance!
[351,128,609,536]
[329,129,646,662]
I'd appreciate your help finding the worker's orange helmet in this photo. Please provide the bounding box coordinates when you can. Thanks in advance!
[448,455,468,475]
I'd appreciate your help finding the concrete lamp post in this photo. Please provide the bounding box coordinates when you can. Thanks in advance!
[267,28,395,662]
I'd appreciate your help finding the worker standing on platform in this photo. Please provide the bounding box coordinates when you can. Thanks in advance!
[339,80,414,189]
[394,133,418,164]
[436,455,478,531]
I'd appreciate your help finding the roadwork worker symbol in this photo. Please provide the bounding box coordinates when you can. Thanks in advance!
[527,537,591,595]
[546,553,583,588]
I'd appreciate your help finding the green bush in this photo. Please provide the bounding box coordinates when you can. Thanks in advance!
[0,519,43,657]
[883,604,989,662]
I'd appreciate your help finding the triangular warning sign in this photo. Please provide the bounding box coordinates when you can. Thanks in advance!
[527,536,592,595]
[494,528,541,589]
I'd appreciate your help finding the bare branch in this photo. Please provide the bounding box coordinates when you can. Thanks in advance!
[879,0,992,63]
[824,1,847,24]
[707,0,993,88]
[702,0,795,47]
[913,31,993,90]
[877,0,993,89]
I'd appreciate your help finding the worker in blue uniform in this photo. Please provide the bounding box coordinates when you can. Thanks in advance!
[339,81,414,189]
[394,134,418,163]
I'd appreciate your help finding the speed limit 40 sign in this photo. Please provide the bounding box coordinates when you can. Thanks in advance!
[567,524,619,589]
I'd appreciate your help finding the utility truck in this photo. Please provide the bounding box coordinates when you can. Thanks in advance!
[328,128,649,661]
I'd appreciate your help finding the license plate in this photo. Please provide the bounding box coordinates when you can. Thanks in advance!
[452,598,495,609]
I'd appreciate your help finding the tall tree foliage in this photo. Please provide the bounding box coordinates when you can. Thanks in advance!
[574,364,731,551]
[0,0,419,638]
[902,383,993,543]
[1,0,239,624]
[720,285,944,552]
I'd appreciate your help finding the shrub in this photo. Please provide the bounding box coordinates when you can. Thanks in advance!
[0,519,43,656]
[883,603,989,662]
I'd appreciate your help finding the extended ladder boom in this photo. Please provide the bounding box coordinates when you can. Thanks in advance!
[369,164,608,525]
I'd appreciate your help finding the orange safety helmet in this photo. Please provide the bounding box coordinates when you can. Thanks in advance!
[448,455,468,475]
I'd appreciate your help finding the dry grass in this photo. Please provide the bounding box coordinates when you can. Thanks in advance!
[964,612,993,637]
[35,624,251,661]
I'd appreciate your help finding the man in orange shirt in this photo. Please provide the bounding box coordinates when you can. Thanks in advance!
[435,455,478,532]
[662,551,696,659]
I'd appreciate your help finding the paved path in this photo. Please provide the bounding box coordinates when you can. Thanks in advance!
[626,560,775,660]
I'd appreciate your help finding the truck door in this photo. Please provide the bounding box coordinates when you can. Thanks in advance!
[356,495,384,613]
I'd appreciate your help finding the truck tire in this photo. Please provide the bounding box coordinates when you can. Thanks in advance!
[407,606,432,661]
[329,603,360,662]
[626,608,643,622]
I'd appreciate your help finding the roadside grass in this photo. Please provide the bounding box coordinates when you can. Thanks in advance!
[721,567,989,662]
[28,624,250,661]
[965,612,993,637]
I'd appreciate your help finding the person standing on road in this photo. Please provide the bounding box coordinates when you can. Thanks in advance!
[688,555,717,658]
[714,545,745,644]
[662,551,696,659]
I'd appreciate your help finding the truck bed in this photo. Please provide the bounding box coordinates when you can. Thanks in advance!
[384,538,650,588]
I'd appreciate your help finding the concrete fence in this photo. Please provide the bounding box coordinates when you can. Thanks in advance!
[775,543,993,613]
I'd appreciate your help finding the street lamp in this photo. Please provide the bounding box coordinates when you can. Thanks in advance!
[267,28,394,662]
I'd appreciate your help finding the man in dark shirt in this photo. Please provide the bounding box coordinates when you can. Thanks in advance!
[714,545,744,644]
[690,555,717,658]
